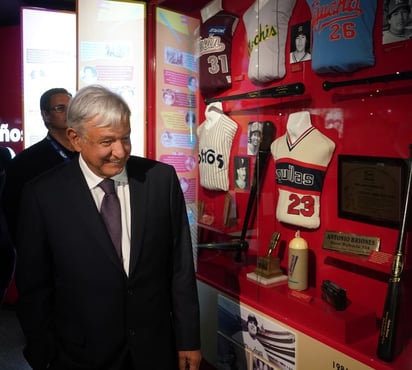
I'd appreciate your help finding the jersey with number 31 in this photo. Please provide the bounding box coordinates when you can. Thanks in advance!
[198,11,238,95]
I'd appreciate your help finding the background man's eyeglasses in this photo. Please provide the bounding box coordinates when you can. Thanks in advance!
[49,105,67,113]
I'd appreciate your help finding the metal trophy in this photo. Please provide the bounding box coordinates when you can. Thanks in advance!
[254,232,283,278]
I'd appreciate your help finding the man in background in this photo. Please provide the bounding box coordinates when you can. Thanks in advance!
[0,146,14,303]
[3,88,74,239]
[0,146,11,166]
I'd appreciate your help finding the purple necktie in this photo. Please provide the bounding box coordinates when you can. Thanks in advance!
[98,178,122,259]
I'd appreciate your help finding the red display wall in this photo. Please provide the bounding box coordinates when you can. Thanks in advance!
[0,25,23,157]
[0,25,22,304]
[150,0,412,368]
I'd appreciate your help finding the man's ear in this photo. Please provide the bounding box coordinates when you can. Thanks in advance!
[67,128,81,152]
[41,109,50,127]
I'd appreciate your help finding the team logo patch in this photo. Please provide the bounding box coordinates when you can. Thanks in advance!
[208,26,226,35]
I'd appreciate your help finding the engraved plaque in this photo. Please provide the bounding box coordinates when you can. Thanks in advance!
[255,256,282,278]
[338,155,406,228]
[323,231,380,256]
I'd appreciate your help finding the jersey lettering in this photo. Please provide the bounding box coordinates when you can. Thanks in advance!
[275,162,325,194]
[311,0,362,33]
[198,35,226,56]
[247,24,278,55]
[198,148,224,169]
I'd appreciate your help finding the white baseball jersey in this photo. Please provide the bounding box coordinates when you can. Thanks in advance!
[197,103,238,191]
[243,0,296,83]
[271,115,335,229]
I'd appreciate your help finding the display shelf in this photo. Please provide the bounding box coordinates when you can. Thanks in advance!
[323,250,392,281]
[197,250,376,343]
[196,249,412,370]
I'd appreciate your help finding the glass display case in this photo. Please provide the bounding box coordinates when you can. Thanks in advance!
[148,0,412,368]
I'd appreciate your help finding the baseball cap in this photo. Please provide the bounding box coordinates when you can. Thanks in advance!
[388,0,410,17]
[297,25,306,36]
[250,121,262,134]
[247,314,258,325]
[235,157,244,167]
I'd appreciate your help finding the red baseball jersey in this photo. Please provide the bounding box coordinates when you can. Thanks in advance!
[198,10,238,95]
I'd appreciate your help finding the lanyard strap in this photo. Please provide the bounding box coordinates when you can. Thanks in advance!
[46,134,71,162]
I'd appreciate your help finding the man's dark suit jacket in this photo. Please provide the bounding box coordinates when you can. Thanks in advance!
[3,136,75,240]
[0,146,15,302]
[0,146,11,170]
[15,156,200,370]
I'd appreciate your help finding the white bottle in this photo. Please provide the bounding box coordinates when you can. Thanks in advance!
[288,230,308,290]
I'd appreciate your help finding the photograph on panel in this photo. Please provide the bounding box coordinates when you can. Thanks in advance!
[289,21,312,64]
[247,122,263,155]
[234,156,250,190]
[382,0,412,44]
[252,355,279,370]
[217,333,250,370]
[218,295,296,370]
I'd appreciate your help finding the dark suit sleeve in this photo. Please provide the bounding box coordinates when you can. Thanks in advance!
[0,169,15,302]
[15,182,56,370]
[0,209,15,301]
[169,167,201,350]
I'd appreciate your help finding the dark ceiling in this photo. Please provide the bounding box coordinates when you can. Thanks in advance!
[0,0,75,26]
[0,0,209,26]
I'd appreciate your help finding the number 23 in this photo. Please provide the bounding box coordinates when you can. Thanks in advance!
[287,194,315,217]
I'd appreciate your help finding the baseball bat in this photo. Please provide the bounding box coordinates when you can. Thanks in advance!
[233,121,275,261]
[323,70,412,91]
[204,83,305,104]
[240,121,275,242]
[377,144,412,362]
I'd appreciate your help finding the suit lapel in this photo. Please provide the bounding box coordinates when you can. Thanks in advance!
[65,161,125,274]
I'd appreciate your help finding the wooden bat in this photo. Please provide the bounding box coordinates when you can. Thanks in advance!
[323,70,412,91]
[233,121,276,261]
[377,144,412,362]
[240,121,275,241]
[204,83,305,104]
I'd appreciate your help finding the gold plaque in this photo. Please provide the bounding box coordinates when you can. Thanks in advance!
[323,231,380,256]
[255,256,283,278]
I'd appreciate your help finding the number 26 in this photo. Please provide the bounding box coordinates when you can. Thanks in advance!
[330,22,356,40]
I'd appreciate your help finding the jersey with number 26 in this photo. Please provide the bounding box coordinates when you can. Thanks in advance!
[306,0,376,73]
